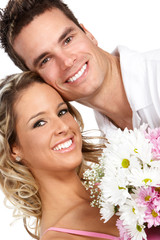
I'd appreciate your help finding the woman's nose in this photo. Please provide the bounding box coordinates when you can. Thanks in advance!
[54,118,69,135]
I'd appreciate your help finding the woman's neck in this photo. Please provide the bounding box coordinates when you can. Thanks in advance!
[39,171,90,232]
[39,170,119,239]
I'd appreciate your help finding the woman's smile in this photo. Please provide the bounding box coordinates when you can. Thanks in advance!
[52,137,75,153]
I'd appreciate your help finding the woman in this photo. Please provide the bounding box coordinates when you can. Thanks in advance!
[0,71,119,240]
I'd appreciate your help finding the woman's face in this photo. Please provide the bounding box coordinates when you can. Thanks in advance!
[12,82,82,178]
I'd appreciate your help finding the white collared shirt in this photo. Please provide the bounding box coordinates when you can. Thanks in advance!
[94,46,160,136]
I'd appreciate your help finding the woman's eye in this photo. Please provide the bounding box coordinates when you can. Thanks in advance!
[33,120,46,128]
[58,108,69,117]
[64,36,72,45]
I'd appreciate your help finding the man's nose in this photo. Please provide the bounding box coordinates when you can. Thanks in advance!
[58,51,76,70]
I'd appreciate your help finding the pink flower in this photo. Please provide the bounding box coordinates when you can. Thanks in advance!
[137,187,160,228]
[94,182,100,186]
[136,187,159,207]
[144,206,160,228]
[152,194,160,212]
[116,219,131,240]
[145,128,160,159]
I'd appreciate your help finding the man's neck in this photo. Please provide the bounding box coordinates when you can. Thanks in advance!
[78,54,133,130]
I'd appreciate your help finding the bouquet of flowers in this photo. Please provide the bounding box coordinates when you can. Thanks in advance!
[83,125,160,240]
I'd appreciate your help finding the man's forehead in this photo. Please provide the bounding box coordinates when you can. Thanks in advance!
[13,8,78,70]
[30,8,73,25]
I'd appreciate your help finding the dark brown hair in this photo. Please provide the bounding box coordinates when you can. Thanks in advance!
[0,0,84,70]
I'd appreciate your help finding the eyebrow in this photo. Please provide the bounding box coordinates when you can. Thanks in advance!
[33,27,75,68]
[28,102,67,123]
[33,52,49,68]
[58,26,74,43]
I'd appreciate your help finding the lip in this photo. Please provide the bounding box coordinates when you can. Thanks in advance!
[52,136,75,153]
[65,62,88,85]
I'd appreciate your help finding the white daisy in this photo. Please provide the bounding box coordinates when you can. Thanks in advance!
[99,171,130,206]
[119,199,145,226]
[100,202,115,223]
[125,223,147,240]
[149,159,160,169]
[128,166,160,187]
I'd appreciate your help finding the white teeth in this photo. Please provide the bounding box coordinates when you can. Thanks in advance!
[53,139,72,151]
[67,63,87,83]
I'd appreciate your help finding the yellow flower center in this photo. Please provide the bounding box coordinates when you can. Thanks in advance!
[145,195,151,201]
[136,225,142,232]
[134,148,138,153]
[118,186,126,190]
[142,178,152,184]
[155,187,160,193]
[122,159,130,168]
[152,210,158,218]
[132,207,135,214]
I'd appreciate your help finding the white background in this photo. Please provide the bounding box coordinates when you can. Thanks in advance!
[0,0,160,239]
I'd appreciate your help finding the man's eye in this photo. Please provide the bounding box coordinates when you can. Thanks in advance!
[64,36,72,45]
[41,57,50,66]
[58,108,69,117]
[33,120,46,128]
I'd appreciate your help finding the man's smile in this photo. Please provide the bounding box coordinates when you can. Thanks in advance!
[66,63,87,83]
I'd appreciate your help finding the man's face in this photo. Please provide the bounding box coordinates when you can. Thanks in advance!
[13,9,107,101]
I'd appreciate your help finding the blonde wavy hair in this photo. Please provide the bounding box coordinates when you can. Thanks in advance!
[0,71,105,239]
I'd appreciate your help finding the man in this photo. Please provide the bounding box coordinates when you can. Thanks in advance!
[0,0,160,136]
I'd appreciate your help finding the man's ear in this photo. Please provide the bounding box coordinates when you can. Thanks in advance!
[80,24,98,46]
